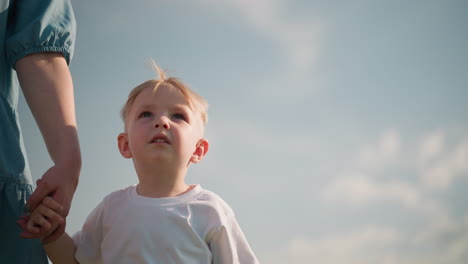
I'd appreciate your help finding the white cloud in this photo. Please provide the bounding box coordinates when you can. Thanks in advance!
[417,130,445,166]
[321,130,423,209]
[268,226,403,264]
[321,173,413,205]
[411,213,468,264]
[323,130,468,208]
[289,225,399,253]
[353,129,401,173]
[262,218,468,264]
[200,0,322,74]
[321,172,445,217]
[446,214,468,262]
[316,130,468,264]
[421,137,468,191]
[412,212,456,245]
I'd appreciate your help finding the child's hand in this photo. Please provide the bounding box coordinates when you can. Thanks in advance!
[17,196,65,241]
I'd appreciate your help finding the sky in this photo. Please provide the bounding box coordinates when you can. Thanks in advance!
[18,0,468,263]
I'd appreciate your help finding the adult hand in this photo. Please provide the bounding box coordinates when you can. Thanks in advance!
[20,163,79,242]
[15,53,81,243]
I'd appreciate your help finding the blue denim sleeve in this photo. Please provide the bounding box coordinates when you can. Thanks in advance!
[5,0,76,68]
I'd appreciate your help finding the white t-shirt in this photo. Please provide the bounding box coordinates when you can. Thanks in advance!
[72,185,259,264]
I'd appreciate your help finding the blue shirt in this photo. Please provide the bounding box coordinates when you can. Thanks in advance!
[0,0,76,184]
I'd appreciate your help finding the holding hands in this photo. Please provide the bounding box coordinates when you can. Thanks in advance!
[17,160,80,243]
[17,190,65,243]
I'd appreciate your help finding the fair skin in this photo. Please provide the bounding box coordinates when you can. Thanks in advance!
[118,85,208,197]
[21,84,208,262]
[15,52,81,243]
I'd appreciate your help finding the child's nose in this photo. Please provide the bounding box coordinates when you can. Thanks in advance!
[154,117,170,129]
[155,123,169,129]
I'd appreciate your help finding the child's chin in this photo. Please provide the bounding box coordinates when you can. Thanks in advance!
[148,152,173,161]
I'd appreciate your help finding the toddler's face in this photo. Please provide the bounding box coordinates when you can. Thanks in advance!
[122,85,204,166]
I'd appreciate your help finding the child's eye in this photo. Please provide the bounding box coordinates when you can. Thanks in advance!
[139,111,152,118]
[172,113,186,121]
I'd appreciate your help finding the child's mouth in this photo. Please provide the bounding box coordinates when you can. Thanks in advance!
[150,134,170,144]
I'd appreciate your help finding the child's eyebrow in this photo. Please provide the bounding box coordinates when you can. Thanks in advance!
[171,104,191,112]
[135,103,192,113]
[136,104,154,110]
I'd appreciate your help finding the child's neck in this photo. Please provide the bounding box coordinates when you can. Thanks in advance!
[134,162,191,198]
[136,181,193,198]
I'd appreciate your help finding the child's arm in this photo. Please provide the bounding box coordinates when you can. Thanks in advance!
[43,233,79,264]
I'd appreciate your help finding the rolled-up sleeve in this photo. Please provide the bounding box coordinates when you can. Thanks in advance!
[5,0,76,68]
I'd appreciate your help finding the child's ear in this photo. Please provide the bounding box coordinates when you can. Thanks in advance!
[190,139,209,163]
[118,133,132,159]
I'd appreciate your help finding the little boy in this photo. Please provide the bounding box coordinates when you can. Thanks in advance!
[23,63,259,264]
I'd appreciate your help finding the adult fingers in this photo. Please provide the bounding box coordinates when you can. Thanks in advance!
[27,179,55,212]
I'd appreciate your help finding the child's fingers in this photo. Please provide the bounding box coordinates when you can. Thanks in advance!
[37,202,65,225]
[42,196,65,215]
[28,206,51,230]
[26,204,57,233]
[26,213,43,234]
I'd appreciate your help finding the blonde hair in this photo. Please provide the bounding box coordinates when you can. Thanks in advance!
[121,61,208,127]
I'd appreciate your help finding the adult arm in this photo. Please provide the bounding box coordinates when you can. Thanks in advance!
[16,52,81,242]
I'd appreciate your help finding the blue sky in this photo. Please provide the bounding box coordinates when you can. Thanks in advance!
[19,0,468,263]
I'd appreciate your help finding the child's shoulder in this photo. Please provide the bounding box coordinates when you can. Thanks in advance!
[194,188,225,203]
[100,185,135,204]
[192,186,235,217]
